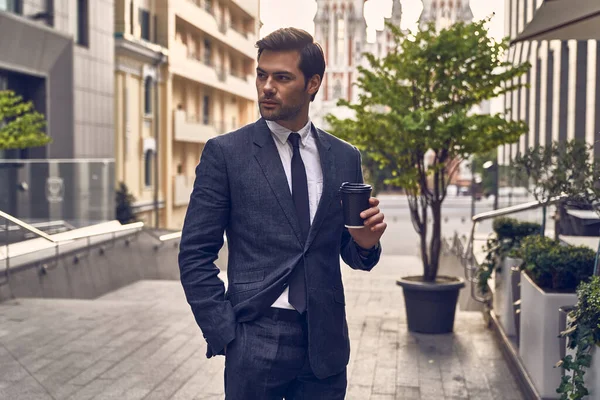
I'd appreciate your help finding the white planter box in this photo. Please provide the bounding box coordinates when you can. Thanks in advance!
[589,345,600,398]
[519,271,577,399]
[493,257,522,336]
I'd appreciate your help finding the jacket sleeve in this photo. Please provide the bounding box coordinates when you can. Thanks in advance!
[340,147,382,271]
[178,138,236,357]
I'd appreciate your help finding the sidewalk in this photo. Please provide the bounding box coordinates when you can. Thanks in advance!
[0,255,524,400]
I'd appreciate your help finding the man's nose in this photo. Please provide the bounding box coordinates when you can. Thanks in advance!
[263,77,276,94]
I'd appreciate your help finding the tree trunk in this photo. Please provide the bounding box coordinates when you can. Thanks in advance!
[425,200,442,282]
[420,199,429,278]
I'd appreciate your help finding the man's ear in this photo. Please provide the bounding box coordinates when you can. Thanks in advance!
[307,74,321,97]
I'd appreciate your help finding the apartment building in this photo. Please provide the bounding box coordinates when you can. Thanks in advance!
[0,0,115,225]
[114,0,259,229]
[501,0,600,171]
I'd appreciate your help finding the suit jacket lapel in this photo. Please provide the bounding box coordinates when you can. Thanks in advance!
[253,119,303,244]
[305,126,335,250]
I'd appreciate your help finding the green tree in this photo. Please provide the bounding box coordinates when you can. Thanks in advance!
[0,90,50,150]
[512,140,600,237]
[327,19,530,282]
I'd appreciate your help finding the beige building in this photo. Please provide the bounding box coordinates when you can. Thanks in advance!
[115,0,259,229]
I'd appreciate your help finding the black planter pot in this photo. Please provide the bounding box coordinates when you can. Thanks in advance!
[397,275,465,334]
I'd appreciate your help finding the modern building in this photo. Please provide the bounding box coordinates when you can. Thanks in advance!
[114,0,260,229]
[310,0,402,129]
[501,0,600,176]
[0,0,115,225]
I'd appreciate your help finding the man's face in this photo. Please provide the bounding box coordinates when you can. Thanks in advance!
[256,49,316,122]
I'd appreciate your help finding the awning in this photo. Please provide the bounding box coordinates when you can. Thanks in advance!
[512,0,600,44]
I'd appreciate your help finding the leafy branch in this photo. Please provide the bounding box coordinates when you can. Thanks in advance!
[0,90,50,150]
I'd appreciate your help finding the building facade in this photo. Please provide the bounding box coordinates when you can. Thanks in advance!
[419,0,473,31]
[114,0,259,229]
[501,0,600,175]
[310,0,402,129]
[0,0,115,225]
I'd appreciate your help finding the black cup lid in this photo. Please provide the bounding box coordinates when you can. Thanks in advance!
[340,182,372,193]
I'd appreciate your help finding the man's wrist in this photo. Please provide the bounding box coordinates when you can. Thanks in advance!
[355,241,379,257]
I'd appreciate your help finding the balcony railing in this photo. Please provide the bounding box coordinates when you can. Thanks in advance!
[173,110,230,143]
[230,69,248,80]
[188,0,213,15]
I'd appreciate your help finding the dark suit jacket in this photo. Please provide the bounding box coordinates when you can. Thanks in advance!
[178,118,381,379]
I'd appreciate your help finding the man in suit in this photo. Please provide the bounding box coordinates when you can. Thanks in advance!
[178,27,387,399]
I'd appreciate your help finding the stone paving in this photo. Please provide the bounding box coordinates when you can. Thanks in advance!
[0,255,524,400]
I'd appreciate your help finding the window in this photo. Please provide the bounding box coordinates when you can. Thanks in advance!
[205,0,213,14]
[129,1,134,34]
[203,96,210,125]
[144,77,152,115]
[153,15,158,43]
[139,8,150,41]
[204,40,212,66]
[144,150,153,187]
[0,0,21,14]
[333,80,342,99]
[337,18,345,65]
[73,0,89,46]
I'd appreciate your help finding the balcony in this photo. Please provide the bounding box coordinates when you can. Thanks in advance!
[174,174,194,206]
[170,43,255,100]
[175,0,256,60]
[230,0,259,19]
[173,109,225,143]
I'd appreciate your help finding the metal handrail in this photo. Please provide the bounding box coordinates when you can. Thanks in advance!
[0,219,76,233]
[456,195,567,304]
[0,210,57,243]
[159,231,182,242]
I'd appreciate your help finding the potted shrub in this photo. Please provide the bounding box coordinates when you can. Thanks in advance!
[477,217,540,336]
[518,236,596,398]
[512,140,600,238]
[557,276,600,399]
[327,19,529,333]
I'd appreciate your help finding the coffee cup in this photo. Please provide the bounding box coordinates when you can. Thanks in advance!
[339,182,372,229]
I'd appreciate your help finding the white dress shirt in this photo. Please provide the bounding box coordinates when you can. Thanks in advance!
[266,119,323,310]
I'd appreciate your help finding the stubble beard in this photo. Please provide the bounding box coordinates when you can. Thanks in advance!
[259,102,304,122]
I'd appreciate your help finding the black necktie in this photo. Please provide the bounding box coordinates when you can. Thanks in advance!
[287,132,308,313]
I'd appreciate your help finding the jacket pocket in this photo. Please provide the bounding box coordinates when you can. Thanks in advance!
[232,269,265,284]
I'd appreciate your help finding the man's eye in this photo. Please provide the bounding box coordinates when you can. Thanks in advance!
[278,76,290,81]
[257,73,266,79]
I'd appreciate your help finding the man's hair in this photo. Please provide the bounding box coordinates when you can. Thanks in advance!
[255,28,326,101]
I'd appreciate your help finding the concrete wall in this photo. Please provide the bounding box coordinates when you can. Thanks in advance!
[15,0,116,159]
[0,230,228,302]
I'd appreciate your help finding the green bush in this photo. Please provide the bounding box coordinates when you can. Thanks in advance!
[557,276,600,399]
[520,236,596,292]
[115,182,137,224]
[477,218,541,294]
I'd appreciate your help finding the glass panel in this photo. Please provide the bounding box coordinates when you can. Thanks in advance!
[0,160,116,245]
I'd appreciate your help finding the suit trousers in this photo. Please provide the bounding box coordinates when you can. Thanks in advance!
[224,310,347,400]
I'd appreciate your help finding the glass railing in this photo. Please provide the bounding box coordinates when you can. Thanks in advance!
[0,159,115,230]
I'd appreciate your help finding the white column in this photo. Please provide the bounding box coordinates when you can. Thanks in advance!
[520,41,529,154]
[527,0,535,25]
[538,41,549,147]
[517,0,525,35]
[551,40,561,142]
[587,40,597,161]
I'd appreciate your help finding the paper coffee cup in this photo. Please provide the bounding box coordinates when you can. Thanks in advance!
[339,182,372,229]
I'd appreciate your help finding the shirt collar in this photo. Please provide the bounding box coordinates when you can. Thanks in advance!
[266,119,313,147]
